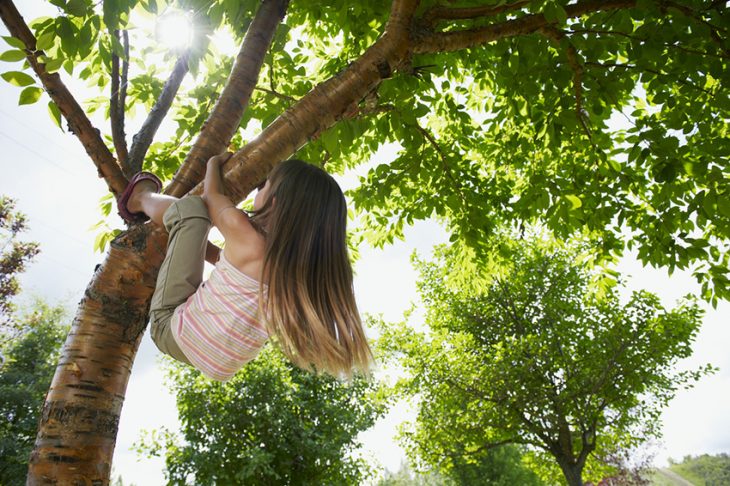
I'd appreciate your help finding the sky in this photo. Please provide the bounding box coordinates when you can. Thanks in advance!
[1,2,729,485]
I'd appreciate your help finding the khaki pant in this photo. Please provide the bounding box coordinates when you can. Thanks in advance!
[149,196,211,365]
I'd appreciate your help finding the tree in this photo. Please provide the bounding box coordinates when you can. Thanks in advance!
[377,239,713,486]
[0,0,726,481]
[0,196,39,339]
[136,346,385,485]
[0,301,68,483]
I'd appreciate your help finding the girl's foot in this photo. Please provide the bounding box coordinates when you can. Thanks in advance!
[116,172,163,223]
[126,180,159,214]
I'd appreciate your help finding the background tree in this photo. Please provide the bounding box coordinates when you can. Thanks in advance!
[0,195,39,340]
[0,0,727,481]
[0,301,68,483]
[136,346,385,485]
[377,239,714,486]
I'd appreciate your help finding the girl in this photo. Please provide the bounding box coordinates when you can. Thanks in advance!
[117,153,372,380]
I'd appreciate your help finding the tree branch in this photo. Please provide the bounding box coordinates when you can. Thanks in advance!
[255,85,298,103]
[662,0,730,57]
[110,30,129,173]
[412,118,469,208]
[166,0,291,197]
[126,51,190,175]
[414,0,637,54]
[0,0,128,196]
[539,26,594,145]
[422,0,530,26]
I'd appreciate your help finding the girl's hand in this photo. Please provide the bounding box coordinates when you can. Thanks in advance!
[207,151,233,167]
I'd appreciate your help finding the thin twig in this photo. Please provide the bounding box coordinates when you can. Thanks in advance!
[127,51,191,174]
[255,86,297,103]
[567,28,729,59]
[540,26,594,146]
[110,30,129,172]
[412,119,469,208]
[586,62,718,96]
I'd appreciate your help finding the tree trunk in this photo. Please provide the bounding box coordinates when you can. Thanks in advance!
[558,459,584,486]
[27,225,165,483]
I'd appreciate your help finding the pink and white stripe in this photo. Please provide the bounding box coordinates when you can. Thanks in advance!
[171,253,268,381]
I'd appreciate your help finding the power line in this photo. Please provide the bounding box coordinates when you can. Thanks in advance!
[0,129,83,177]
[0,107,81,161]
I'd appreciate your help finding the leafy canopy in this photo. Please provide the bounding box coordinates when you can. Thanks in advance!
[0,0,727,303]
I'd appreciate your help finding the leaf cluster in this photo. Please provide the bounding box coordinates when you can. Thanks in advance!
[0,196,40,330]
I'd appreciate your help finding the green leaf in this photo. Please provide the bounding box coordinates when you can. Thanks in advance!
[57,17,77,56]
[543,2,567,24]
[1,71,35,87]
[2,36,25,49]
[565,194,582,209]
[47,100,62,129]
[18,86,43,105]
[0,50,26,62]
[66,0,87,17]
[40,56,64,73]
[35,32,55,51]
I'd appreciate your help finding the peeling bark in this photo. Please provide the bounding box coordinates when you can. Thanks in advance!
[27,225,166,483]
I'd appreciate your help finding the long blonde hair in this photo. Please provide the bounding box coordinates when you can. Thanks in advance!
[252,159,372,377]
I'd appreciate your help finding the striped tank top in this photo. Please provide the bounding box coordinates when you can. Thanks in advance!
[171,253,269,381]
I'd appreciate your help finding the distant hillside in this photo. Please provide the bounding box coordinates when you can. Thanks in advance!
[652,468,696,485]
[661,453,730,486]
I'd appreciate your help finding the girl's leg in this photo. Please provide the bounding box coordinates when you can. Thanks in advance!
[148,195,212,365]
[127,181,221,263]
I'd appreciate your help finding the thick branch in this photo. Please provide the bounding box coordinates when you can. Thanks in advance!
[423,0,530,26]
[194,19,416,202]
[0,0,128,196]
[110,30,129,172]
[166,0,291,197]
[414,0,637,54]
[126,52,190,174]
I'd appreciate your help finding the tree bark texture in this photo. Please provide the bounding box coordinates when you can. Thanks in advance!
[27,226,166,483]
[558,459,585,486]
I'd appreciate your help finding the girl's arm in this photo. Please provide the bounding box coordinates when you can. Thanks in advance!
[202,153,259,245]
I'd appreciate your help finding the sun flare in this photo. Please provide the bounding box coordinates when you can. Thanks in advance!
[156,10,193,51]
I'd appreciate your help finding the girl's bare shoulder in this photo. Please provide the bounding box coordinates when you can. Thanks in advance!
[221,221,266,281]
